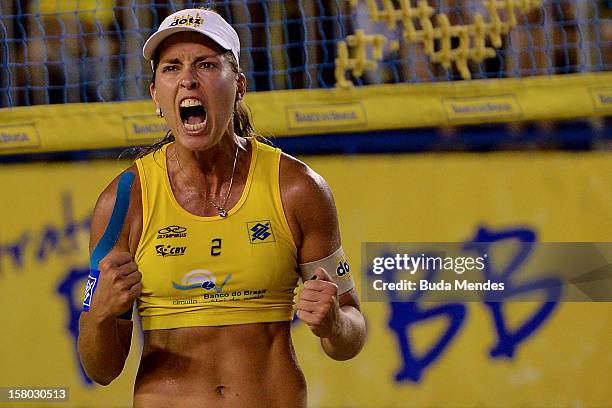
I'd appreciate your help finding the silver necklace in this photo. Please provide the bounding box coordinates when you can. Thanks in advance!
[174,144,239,218]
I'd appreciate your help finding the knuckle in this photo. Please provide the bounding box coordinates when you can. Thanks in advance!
[114,281,127,294]
[119,293,129,304]
[106,274,119,287]
[301,288,314,297]
[325,281,337,289]
[99,258,112,270]
[307,283,321,292]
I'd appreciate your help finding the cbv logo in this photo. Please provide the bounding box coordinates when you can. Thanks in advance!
[156,244,187,257]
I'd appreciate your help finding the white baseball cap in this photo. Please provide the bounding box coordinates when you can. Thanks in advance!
[143,9,240,67]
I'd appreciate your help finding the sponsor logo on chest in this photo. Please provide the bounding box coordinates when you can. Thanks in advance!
[246,220,276,244]
[157,225,187,239]
[156,244,187,257]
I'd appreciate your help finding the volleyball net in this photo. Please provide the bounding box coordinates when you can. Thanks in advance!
[0,0,610,153]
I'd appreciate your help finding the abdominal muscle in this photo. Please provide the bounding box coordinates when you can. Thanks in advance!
[133,321,307,408]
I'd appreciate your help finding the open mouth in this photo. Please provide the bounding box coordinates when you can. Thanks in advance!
[179,98,207,132]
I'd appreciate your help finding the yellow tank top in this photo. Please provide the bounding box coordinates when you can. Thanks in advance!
[134,138,298,330]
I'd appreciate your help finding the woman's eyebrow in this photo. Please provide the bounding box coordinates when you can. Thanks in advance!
[159,58,182,65]
[193,53,223,62]
[160,54,222,64]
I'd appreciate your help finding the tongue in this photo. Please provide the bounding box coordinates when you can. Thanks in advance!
[185,114,205,125]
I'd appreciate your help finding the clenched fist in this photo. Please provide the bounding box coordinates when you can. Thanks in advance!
[90,252,142,319]
[296,267,340,338]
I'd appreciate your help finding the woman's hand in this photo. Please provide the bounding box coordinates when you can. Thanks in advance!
[90,251,142,320]
[296,268,341,339]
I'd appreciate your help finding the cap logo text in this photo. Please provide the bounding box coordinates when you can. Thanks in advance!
[169,13,203,28]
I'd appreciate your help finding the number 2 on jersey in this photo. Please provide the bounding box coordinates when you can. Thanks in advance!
[211,238,222,256]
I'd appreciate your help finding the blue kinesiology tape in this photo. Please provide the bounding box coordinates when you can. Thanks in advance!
[83,172,135,320]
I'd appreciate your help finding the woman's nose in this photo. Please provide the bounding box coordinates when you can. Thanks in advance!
[180,77,198,89]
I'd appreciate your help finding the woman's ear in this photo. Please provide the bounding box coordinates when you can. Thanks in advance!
[150,83,162,115]
[150,83,157,105]
[235,73,247,102]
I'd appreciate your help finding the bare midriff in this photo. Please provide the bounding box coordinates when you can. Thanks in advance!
[133,321,307,408]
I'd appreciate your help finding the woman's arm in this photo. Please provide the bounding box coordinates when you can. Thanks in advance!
[78,168,143,385]
[280,155,366,361]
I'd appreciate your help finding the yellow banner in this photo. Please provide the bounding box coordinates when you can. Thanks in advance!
[0,152,610,407]
[0,72,610,154]
[0,123,40,151]
[441,95,522,122]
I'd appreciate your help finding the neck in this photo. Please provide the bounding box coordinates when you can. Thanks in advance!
[181,133,240,170]
[170,134,249,200]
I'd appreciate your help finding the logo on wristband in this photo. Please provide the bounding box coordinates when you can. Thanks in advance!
[335,256,350,278]
[82,272,99,309]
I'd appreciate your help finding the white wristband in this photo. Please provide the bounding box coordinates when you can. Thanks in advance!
[299,246,355,294]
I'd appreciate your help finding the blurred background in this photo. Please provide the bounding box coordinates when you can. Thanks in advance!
[0,0,611,407]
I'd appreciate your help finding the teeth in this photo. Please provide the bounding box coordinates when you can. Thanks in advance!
[180,98,202,107]
[184,122,205,131]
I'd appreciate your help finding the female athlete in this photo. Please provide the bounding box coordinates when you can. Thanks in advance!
[78,8,366,407]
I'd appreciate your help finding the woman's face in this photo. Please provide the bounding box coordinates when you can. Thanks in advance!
[150,32,245,151]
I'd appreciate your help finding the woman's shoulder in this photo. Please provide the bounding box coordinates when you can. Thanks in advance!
[90,164,143,255]
[279,151,336,221]
[95,164,141,210]
[279,152,326,192]
[93,164,142,230]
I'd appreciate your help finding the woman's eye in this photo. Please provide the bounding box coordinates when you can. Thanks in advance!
[198,62,214,70]
[161,65,178,73]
